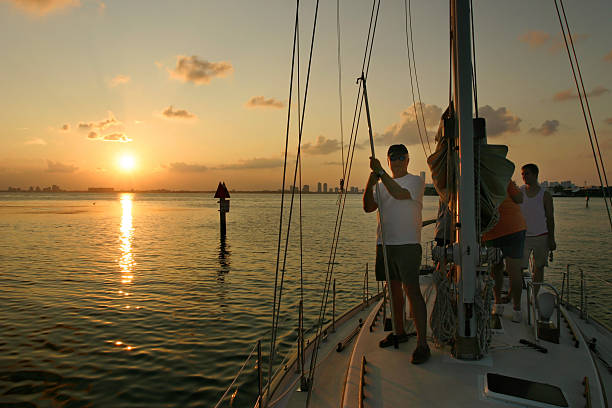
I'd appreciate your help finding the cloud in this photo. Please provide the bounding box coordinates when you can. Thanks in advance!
[245,96,285,109]
[219,157,284,170]
[46,160,78,173]
[518,30,588,54]
[302,135,340,155]
[87,131,131,142]
[377,103,443,146]
[25,138,47,145]
[5,0,80,15]
[162,105,196,120]
[529,119,559,136]
[166,162,209,173]
[168,55,233,85]
[60,123,70,131]
[605,118,612,125]
[519,31,550,48]
[78,111,121,131]
[549,33,589,53]
[109,74,130,87]
[605,50,612,62]
[553,85,611,102]
[478,105,521,137]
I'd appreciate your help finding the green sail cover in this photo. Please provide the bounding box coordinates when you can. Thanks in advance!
[427,109,514,234]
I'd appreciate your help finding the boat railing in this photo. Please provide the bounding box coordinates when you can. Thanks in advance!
[560,263,612,325]
[213,340,262,408]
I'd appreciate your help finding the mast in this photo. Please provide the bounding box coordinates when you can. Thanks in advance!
[451,0,479,358]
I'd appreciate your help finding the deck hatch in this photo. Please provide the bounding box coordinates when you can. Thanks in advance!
[485,373,568,407]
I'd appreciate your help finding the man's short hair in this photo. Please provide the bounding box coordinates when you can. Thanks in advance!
[522,163,539,176]
[387,144,408,157]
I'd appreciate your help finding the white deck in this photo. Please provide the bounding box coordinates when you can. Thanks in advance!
[266,276,610,408]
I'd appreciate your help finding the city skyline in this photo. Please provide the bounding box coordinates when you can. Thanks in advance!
[1,1,610,191]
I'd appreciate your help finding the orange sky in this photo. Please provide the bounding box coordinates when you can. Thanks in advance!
[1,0,611,191]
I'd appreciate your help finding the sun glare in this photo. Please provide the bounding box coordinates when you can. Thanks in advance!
[119,155,136,172]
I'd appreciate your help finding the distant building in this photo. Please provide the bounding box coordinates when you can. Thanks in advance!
[317,182,322,193]
[51,185,61,192]
[334,187,339,193]
[88,187,114,192]
[323,183,328,193]
[302,184,309,193]
[420,171,426,182]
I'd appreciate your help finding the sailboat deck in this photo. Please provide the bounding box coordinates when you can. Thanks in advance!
[342,275,606,407]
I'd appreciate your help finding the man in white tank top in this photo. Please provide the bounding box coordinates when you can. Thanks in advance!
[520,164,556,293]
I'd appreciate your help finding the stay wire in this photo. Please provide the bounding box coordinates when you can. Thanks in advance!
[470,0,479,118]
[307,0,382,400]
[403,0,430,159]
[553,0,612,230]
[407,0,432,155]
[277,0,322,394]
[558,0,611,225]
[266,0,300,399]
[337,0,346,182]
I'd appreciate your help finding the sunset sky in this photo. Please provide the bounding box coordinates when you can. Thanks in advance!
[1,0,610,191]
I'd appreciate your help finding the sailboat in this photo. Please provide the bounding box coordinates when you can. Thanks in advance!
[214,0,612,407]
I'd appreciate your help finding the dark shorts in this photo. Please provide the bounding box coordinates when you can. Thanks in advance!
[485,230,526,260]
[375,244,422,286]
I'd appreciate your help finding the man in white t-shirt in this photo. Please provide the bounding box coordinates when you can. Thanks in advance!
[363,144,429,364]
[520,163,556,295]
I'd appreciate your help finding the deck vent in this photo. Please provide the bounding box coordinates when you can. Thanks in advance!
[485,373,568,407]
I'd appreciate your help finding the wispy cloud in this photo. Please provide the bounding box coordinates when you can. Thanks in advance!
[553,85,610,102]
[166,162,209,173]
[87,131,131,142]
[78,111,121,131]
[302,135,340,155]
[519,31,550,48]
[25,138,47,145]
[518,30,588,54]
[529,119,559,136]
[377,103,443,146]
[245,96,284,109]
[46,160,78,173]
[165,157,284,173]
[161,105,196,120]
[4,0,80,15]
[168,55,233,85]
[478,105,521,137]
[60,123,70,132]
[109,74,130,87]
[605,50,612,62]
[219,158,284,170]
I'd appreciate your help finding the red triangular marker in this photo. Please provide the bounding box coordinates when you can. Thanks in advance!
[214,182,230,198]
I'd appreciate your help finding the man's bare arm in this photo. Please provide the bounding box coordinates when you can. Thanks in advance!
[363,172,378,213]
[379,172,412,200]
[543,191,556,250]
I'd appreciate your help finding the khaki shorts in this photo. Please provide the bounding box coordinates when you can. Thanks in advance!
[522,234,549,269]
[375,244,422,286]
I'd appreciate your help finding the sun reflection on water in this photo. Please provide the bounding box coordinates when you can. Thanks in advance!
[119,194,134,285]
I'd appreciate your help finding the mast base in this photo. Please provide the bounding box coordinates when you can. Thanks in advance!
[452,336,481,360]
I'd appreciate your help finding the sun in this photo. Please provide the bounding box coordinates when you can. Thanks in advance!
[118,155,136,172]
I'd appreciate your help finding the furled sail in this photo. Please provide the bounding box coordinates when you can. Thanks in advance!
[427,107,515,234]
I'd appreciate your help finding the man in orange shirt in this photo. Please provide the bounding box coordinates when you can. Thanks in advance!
[483,181,527,323]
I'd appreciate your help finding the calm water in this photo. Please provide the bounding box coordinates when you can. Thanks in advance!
[1,192,610,407]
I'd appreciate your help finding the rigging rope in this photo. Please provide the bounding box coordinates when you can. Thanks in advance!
[266,0,300,399]
[553,0,612,230]
[337,0,346,183]
[306,1,382,403]
[403,0,430,159]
